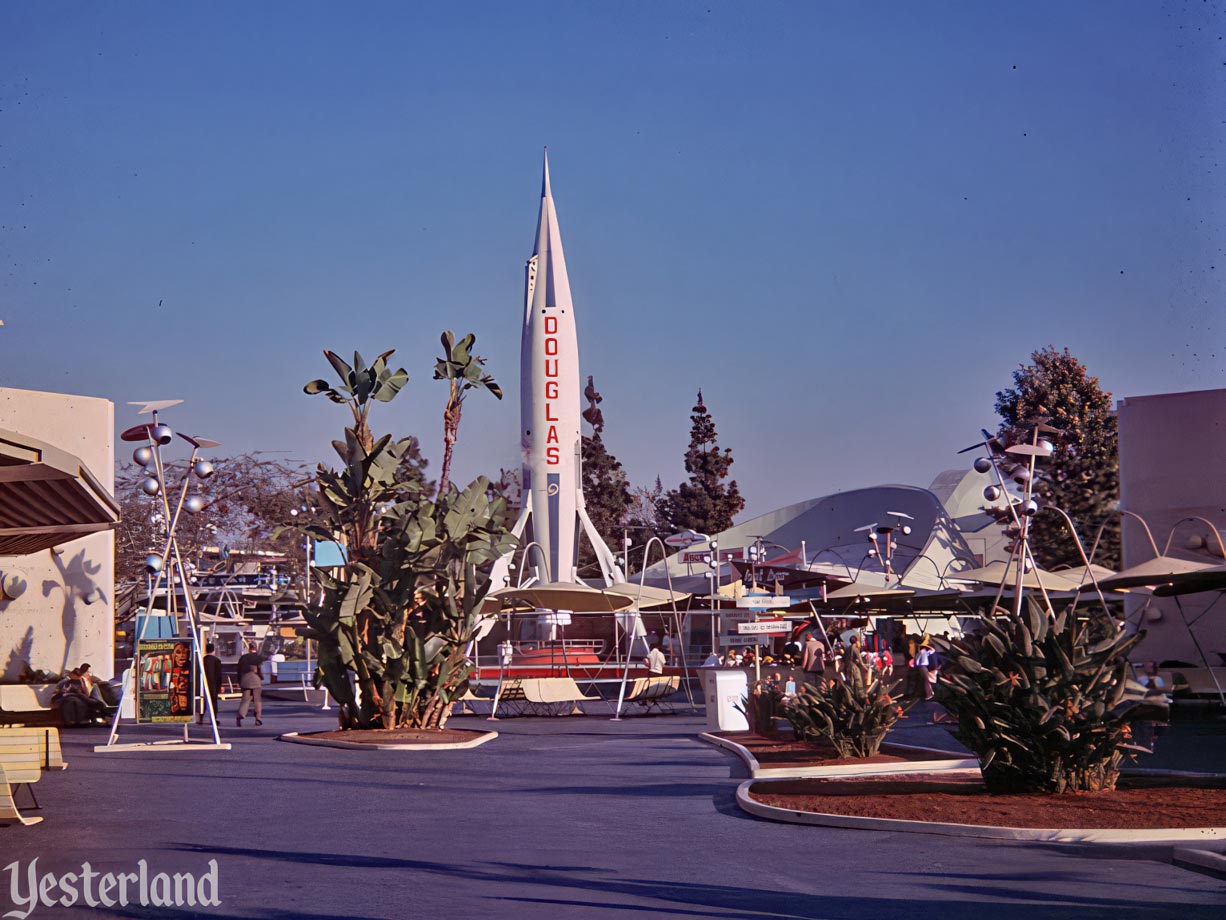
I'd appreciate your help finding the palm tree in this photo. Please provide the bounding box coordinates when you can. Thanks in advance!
[433,331,502,497]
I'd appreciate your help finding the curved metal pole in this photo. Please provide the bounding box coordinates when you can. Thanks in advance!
[1089,509,1162,564]
[1162,515,1226,560]
[514,541,552,587]
[613,536,686,719]
[805,546,857,582]
[1041,505,1113,642]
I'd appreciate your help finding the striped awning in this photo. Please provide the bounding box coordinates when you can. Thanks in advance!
[0,429,119,556]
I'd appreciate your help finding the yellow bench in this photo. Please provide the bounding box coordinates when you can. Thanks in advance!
[0,735,46,812]
[0,726,67,771]
[0,764,41,826]
[493,677,601,717]
[624,675,681,714]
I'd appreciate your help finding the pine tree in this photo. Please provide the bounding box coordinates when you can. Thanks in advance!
[578,376,631,575]
[994,346,1120,570]
[657,390,745,537]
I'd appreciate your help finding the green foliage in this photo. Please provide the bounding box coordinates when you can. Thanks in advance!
[995,346,1119,569]
[298,344,515,731]
[657,391,745,536]
[433,331,502,497]
[784,672,909,759]
[934,596,1160,793]
[740,681,786,736]
[578,376,630,575]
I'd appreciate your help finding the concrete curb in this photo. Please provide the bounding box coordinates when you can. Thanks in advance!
[699,732,978,778]
[278,730,498,751]
[736,777,1226,845]
[1172,847,1226,879]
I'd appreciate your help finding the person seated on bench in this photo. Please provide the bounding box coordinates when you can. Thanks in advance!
[76,663,117,708]
[52,669,107,724]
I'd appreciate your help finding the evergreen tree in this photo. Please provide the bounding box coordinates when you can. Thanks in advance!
[994,346,1120,570]
[578,376,630,574]
[657,390,745,537]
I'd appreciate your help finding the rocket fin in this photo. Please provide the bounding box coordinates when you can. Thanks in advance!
[489,492,532,591]
[576,499,625,587]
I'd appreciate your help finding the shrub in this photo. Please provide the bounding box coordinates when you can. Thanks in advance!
[934,596,1162,793]
[784,672,909,758]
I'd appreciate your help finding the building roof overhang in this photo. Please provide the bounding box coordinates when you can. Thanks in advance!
[0,429,119,556]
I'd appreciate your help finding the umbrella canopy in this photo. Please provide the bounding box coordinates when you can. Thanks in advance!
[946,560,1081,592]
[485,582,634,613]
[1096,556,1216,592]
[604,581,690,609]
[1151,564,1226,597]
[1049,563,1117,589]
[824,581,916,602]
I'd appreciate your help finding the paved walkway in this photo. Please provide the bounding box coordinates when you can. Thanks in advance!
[8,700,1226,919]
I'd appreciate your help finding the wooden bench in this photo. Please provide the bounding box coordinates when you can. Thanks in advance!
[520,677,601,716]
[0,764,41,826]
[0,734,47,811]
[623,675,680,715]
[491,679,528,718]
[0,726,66,771]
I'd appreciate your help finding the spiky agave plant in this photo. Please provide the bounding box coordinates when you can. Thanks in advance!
[934,597,1161,793]
[784,673,909,759]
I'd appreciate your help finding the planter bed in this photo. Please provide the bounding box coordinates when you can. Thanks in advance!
[702,729,977,778]
[279,728,497,751]
[739,771,1226,844]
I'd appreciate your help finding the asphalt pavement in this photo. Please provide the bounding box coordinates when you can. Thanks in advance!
[6,696,1225,920]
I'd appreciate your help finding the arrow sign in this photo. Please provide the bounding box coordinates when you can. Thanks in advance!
[736,594,793,610]
[736,621,791,635]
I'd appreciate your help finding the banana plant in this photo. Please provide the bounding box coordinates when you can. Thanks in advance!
[294,343,515,730]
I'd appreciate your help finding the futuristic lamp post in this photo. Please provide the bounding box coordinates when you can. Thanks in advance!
[854,512,914,582]
[100,400,229,752]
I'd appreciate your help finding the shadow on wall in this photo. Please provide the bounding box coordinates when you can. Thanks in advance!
[42,548,107,675]
[2,626,34,682]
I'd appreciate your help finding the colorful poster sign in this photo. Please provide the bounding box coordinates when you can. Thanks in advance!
[136,638,195,723]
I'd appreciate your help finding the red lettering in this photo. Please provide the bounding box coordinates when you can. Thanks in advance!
[546,381,559,399]
[547,447,559,464]
[544,316,558,334]
[546,404,558,421]
[545,360,558,377]
[545,338,558,356]
[546,426,558,444]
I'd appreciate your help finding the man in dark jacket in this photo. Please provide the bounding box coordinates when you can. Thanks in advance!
[201,642,223,725]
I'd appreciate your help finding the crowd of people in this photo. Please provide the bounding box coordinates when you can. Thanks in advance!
[704,620,951,703]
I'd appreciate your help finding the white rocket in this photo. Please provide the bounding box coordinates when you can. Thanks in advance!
[492,152,623,589]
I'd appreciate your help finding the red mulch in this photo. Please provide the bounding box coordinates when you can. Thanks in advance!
[301,728,488,745]
[717,731,964,768]
[748,773,1226,829]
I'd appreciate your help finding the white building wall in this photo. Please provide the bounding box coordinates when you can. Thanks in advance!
[0,387,115,680]
[1118,388,1226,666]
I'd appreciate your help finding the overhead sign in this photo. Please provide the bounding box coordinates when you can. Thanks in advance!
[136,637,195,723]
[736,621,791,635]
[736,594,793,609]
[721,635,762,647]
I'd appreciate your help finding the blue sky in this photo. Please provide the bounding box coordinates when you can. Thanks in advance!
[1,2,1223,518]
